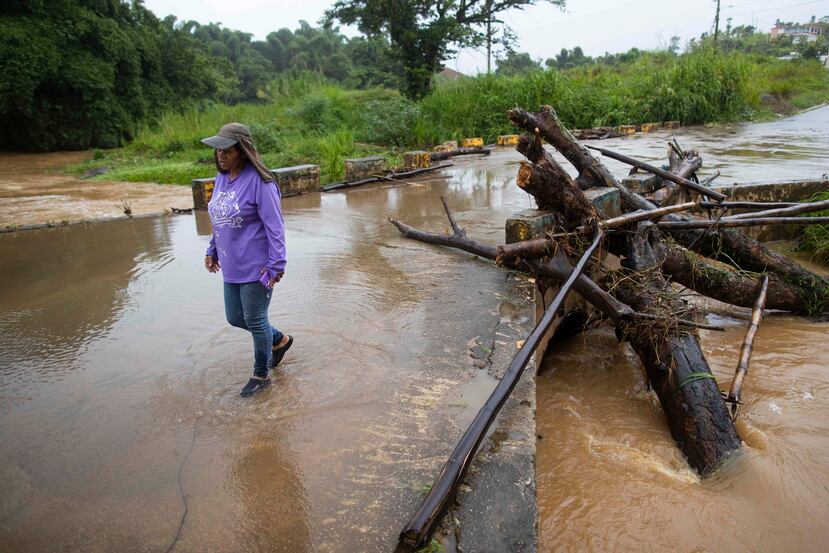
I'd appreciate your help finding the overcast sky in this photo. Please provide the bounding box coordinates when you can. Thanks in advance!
[143,0,829,73]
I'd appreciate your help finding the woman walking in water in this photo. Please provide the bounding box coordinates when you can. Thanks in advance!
[202,122,293,397]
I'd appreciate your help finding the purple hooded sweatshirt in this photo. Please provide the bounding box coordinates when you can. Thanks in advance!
[206,163,286,285]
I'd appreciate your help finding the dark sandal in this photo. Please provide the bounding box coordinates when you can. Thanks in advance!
[269,335,294,369]
[240,377,270,397]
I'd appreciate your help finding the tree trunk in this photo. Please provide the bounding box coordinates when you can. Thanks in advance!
[668,225,829,314]
[390,207,740,474]
[516,161,598,227]
[321,162,452,192]
[658,241,813,313]
[508,106,614,191]
[654,156,702,205]
[726,275,770,419]
[611,225,742,474]
[429,147,491,161]
[506,105,745,473]
[603,162,829,315]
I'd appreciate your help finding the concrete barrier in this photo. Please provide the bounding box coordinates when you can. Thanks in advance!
[497,135,520,146]
[640,122,659,133]
[663,121,680,129]
[460,137,484,148]
[621,172,662,194]
[192,164,321,209]
[192,178,215,210]
[712,178,828,203]
[617,125,636,135]
[345,156,388,181]
[433,140,458,152]
[403,150,431,169]
[273,164,320,196]
[711,178,829,240]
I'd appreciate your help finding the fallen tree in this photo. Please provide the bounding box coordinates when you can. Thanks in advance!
[389,104,827,548]
[320,162,452,192]
[429,147,491,161]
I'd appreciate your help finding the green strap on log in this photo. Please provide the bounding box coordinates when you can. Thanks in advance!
[678,371,718,389]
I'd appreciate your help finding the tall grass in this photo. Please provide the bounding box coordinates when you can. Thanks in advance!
[416,49,764,142]
[81,73,413,184]
[798,192,829,264]
[73,52,829,185]
[751,58,829,112]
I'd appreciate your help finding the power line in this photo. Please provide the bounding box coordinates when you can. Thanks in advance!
[725,0,828,17]
[724,0,809,8]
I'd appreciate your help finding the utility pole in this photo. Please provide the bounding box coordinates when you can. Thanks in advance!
[486,0,492,74]
[713,0,721,49]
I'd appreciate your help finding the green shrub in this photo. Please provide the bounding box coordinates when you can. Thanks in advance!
[357,97,420,146]
[798,192,829,265]
[249,122,284,153]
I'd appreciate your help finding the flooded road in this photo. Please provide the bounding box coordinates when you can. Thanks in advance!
[590,104,829,184]
[0,161,535,552]
[1,106,828,552]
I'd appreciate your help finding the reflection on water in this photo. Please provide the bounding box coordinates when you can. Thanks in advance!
[231,437,311,552]
[2,106,829,552]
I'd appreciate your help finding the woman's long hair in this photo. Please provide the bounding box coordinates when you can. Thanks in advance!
[213,135,275,184]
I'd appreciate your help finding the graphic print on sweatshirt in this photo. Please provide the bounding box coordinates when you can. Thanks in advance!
[208,190,244,228]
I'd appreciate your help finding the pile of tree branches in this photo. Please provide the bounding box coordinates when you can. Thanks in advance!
[390,104,829,549]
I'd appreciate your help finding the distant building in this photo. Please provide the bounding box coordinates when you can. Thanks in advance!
[771,21,827,43]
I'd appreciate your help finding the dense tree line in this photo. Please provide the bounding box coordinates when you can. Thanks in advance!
[4,0,822,152]
[496,21,829,78]
[0,0,405,151]
[0,0,235,150]
[1,0,570,150]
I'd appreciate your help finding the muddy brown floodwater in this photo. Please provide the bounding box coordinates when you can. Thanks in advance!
[1,106,829,552]
[536,257,829,553]
[0,151,192,228]
[0,156,535,552]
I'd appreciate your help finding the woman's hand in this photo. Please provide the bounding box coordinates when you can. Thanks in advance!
[261,268,283,287]
[205,255,221,273]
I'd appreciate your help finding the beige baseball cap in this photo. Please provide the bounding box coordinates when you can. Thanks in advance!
[201,122,252,149]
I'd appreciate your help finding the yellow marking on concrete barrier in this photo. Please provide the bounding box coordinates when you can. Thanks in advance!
[640,123,658,133]
[403,150,431,169]
[618,125,636,135]
[460,137,484,148]
[663,121,680,129]
[192,178,215,210]
[513,223,531,241]
[497,134,520,146]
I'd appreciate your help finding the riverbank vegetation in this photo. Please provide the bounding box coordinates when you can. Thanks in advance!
[799,192,829,263]
[5,1,829,186]
[0,0,408,151]
[71,49,829,186]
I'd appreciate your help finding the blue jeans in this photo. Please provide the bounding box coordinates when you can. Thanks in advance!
[223,282,285,378]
